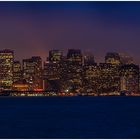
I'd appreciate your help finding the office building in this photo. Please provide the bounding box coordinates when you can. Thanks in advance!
[13,61,22,82]
[120,64,139,92]
[83,63,99,93]
[48,50,63,62]
[63,49,83,93]
[67,49,83,64]
[23,56,43,90]
[83,52,95,65]
[0,49,14,90]
[105,52,121,65]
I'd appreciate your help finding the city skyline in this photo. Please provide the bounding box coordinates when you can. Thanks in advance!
[0,48,139,96]
[0,34,139,138]
[0,2,140,64]
[0,48,135,66]
[0,2,140,139]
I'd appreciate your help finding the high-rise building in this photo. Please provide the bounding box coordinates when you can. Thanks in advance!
[43,50,63,91]
[44,59,61,81]
[105,52,121,65]
[13,61,22,82]
[23,56,43,90]
[0,49,14,90]
[83,63,99,93]
[44,49,83,92]
[43,60,61,91]
[67,49,83,64]
[98,63,120,94]
[48,50,63,62]
[63,49,83,93]
[83,52,95,65]
[120,64,139,92]
[83,62,120,94]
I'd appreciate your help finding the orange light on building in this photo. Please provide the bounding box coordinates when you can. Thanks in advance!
[12,83,29,91]
[33,88,43,91]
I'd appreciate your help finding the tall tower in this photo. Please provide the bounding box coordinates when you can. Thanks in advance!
[83,51,95,65]
[23,56,43,90]
[0,49,14,90]
[65,49,83,92]
[105,52,121,65]
[67,49,82,64]
[120,64,139,92]
[48,50,63,62]
[43,50,63,91]
[13,61,22,82]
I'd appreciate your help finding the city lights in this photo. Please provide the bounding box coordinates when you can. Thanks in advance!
[0,49,139,96]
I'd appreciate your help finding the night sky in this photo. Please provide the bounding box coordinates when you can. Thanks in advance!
[0,1,140,64]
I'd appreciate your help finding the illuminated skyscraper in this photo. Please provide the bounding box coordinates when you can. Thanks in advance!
[49,50,63,62]
[120,64,139,92]
[44,49,83,92]
[63,49,83,92]
[23,56,43,90]
[105,52,121,65]
[0,49,14,90]
[44,61,61,81]
[43,61,61,91]
[83,63,99,93]
[98,63,120,94]
[13,61,22,82]
[43,50,63,91]
[83,63,120,94]
[67,49,83,64]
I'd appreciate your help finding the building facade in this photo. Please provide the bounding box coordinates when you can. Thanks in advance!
[120,64,139,92]
[43,50,63,91]
[48,50,63,62]
[62,49,83,93]
[23,56,43,90]
[105,52,121,65]
[13,61,22,82]
[0,49,14,90]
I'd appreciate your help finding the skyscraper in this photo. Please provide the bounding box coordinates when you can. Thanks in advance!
[83,63,99,93]
[64,49,83,93]
[83,52,95,65]
[48,50,63,62]
[13,61,22,82]
[43,50,63,91]
[120,64,139,92]
[67,49,83,64]
[105,52,121,65]
[23,56,43,90]
[0,49,14,90]
[98,63,121,94]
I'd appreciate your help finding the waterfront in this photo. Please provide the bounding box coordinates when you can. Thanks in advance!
[0,96,140,138]
[0,90,140,96]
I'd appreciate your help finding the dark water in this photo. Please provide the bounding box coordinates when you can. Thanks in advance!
[0,96,140,138]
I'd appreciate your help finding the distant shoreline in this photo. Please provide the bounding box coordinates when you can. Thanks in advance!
[0,91,140,97]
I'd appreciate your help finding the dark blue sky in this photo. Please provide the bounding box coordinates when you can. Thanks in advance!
[0,1,140,64]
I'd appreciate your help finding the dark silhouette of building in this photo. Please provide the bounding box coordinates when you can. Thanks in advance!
[83,52,95,65]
